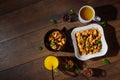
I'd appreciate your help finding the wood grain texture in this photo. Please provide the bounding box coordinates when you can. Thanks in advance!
[0,56,52,80]
[0,19,120,71]
[0,56,119,80]
[0,0,120,80]
[63,61,120,80]
[0,11,120,71]
[0,0,120,43]
[0,0,42,15]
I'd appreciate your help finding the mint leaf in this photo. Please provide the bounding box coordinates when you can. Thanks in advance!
[50,41,56,46]
[38,46,43,51]
[95,40,100,44]
[101,20,107,27]
[102,58,110,64]
[69,9,75,14]
[75,68,79,74]
[86,45,91,49]
[83,39,86,42]
[50,19,57,24]
[65,64,70,70]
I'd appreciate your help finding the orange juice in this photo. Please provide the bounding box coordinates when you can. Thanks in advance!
[80,7,94,20]
[44,56,59,71]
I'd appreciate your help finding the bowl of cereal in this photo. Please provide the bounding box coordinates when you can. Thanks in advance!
[44,29,66,51]
[71,23,108,60]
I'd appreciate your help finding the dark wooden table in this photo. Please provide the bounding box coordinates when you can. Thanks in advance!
[0,0,120,80]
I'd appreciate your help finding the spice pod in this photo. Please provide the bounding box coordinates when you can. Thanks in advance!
[82,68,93,77]
[62,13,78,22]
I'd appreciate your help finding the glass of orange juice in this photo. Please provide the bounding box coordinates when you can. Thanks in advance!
[44,55,59,71]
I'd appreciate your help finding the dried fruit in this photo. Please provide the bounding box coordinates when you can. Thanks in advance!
[63,14,71,22]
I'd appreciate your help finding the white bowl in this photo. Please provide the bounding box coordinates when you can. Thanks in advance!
[71,23,108,61]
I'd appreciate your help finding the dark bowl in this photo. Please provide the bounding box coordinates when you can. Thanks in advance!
[44,29,66,52]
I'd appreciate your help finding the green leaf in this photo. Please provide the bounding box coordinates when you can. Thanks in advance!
[95,40,100,44]
[50,19,57,24]
[101,20,107,27]
[82,37,86,42]
[69,9,75,14]
[86,45,91,49]
[65,64,70,70]
[50,41,56,46]
[83,39,86,42]
[75,68,79,74]
[102,59,110,64]
[38,46,43,51]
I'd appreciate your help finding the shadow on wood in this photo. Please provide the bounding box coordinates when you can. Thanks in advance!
[92,68,106,77]
[61,27,76,53]
[57,56,86,77]
[91,23,120,61]
[95,5,117,21]
[103,24,120,57]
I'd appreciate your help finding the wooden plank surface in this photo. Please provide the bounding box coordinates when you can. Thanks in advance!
[0,0,120,80]
[0,0,42,15]
[0,56,119,80]
[63,61,120,80]
[0,0,120,43]
[0,19,120,71]
[0,0,120,71]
